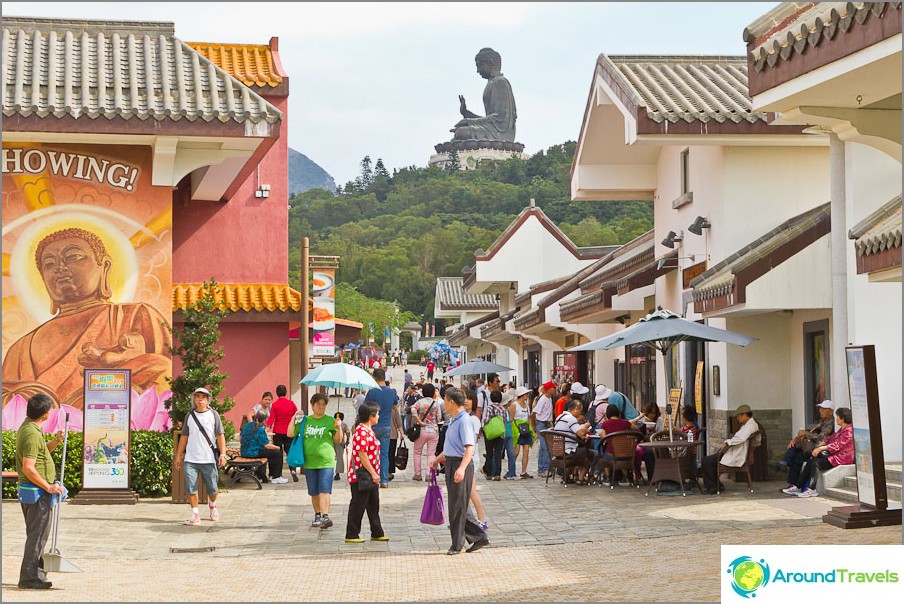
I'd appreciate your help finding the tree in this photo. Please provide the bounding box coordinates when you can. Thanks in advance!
[357,155,374,190]
[374,158,390,179]
[164,278,237,441]
[334,282,417,343]
[372,158,392,201]
[446,149,461,173]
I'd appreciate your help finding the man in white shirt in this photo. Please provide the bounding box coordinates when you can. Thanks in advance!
[531,381,557,477]
[553,399,592,482]
[174,387,227,525]
[701,404,760,494]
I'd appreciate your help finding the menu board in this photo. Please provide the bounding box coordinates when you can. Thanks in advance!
[82,369,131,489]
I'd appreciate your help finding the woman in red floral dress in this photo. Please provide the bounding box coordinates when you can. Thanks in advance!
[344,401,387,543]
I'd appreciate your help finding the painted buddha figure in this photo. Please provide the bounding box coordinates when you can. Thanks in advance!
[2,227,171,409]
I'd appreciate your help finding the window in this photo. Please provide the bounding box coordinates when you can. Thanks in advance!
[680,148,690,195]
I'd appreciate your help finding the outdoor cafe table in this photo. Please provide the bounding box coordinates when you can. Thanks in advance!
[637,439,705,497]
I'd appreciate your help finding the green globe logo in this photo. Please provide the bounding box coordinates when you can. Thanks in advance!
[727,556,770,598]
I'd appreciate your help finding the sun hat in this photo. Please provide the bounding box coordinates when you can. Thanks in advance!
[193,387,211,397]
[816,400,834,409]
[570,382,590,395]
[733,404,752,416]
[593,385,613,401]
[514,386,530,398]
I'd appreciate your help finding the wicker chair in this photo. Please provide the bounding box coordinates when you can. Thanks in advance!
[717,429,764,494]
[539,430,589,487]
[597,430,643,489]
[646,430,700,496]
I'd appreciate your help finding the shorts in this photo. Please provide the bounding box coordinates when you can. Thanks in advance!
[184,462,219,495]
[517,432,534,446]
[305,467,335,496]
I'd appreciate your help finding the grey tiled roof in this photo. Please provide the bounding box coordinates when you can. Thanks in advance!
[600,55,768,125]
[849,195,902,258]
[743,3,901,72]
[2,17,282,124]
[691,203,831,302]
[435,277,497,311]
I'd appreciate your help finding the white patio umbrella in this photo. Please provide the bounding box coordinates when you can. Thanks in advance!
[569,307,755,439]
[444,359,514,377]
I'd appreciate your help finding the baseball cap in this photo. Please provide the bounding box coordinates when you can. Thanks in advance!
[733,404,752,416]
[193,387,211,397]
[594,385,613,402]
[816,400,834,409]
[570,382,590,395]
[542,380,556,392]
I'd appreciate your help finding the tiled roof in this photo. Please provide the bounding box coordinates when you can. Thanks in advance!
[600,55,768,125]
[435,277,497,311]
[579,230,655,292]
[691,203,830,307]
[743,3,901,72]
[2,17,282,124]
[186,41,284,88]
[173,283,304,313]
[849,195,902,258]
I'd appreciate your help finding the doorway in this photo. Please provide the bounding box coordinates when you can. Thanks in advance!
[803,320,830,425]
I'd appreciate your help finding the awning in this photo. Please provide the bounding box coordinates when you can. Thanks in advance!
[849,195,902,275]
[173,283,305,321]
[691,202,831,313]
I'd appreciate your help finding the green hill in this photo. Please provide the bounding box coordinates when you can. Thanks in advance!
[288,142,653,328]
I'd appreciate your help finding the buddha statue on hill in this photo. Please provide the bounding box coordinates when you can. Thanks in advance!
[450,47,517,143]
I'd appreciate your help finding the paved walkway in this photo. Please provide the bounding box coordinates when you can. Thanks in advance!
[2,365,900,601]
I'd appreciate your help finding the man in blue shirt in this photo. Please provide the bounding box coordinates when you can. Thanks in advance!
[430,387,489,555]
[364,368,399,487]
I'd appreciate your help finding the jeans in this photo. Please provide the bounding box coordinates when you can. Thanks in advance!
[484,435,504,478]
[781,446,807,484]
[503,436,517,477]
[535,421,551,473]
[304,467,335,496]
[373,426,392,485]
[184,462,219,495]
[412,429,439,478]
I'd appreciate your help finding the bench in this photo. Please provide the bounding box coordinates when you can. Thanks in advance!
[2,471,19,483]
[816,463,855,496]
[224,448,268,490]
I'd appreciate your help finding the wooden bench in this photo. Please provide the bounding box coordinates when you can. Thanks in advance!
[224,448,268,490]
[2,470,19,483]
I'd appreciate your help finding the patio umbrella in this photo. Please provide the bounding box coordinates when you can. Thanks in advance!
[444,359,514,377]
[300,363,378,391]
[569,307,755,439]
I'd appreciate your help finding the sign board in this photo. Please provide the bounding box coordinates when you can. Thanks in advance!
[694,361,704,415]
[667,387,683,430]
[682,260,707,289]
[82,369,131,490]
[845,346,889,510]
[312,268,336,357]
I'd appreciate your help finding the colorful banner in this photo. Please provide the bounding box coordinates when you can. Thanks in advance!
[312,269,335,356]
[2,143,173,415]
[83,369,131,489]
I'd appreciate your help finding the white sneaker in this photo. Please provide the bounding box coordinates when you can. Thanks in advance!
[782,485,801,495]
[797,488,819,498]
[270,477,289,484]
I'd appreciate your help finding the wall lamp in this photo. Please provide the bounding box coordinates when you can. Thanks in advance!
[661,230,683,248]
[656,254,695,271]
[688,216,711,236]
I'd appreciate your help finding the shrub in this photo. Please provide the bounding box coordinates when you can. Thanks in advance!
[408,349,427,362]
[2,429,174,499]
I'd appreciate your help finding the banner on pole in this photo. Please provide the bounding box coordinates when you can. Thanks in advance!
[312,269,335,357]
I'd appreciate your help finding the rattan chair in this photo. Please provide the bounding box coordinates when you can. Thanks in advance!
[597,430,643,489]
[539,430,588,487]
[717,429,764,494]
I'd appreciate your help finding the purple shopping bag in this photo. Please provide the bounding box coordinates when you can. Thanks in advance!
[420,468,446,526]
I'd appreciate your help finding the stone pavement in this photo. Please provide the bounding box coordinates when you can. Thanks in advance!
[2,364,901,601]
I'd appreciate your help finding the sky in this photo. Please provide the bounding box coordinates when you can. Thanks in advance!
[2,2,776,185]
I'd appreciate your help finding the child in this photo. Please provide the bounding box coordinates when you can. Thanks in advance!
[680,406,699,439]
[333,412,351,481]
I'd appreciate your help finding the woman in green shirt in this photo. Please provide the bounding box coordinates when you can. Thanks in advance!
[303,392,343,529]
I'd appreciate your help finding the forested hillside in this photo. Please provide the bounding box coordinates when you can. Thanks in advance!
[288,142,652,327]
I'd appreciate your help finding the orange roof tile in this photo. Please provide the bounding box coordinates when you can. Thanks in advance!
[186,42,283,88]
[173,283,307,313]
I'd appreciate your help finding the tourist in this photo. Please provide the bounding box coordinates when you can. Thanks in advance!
[532,381,556,477]
[429,387,489,555]
[243,391,273,428]
[553,382,572,418]
[266,385,299,482]
[363,368,399,488]
[588,385,612,429]
[240,410,287,484]
[333,412,351,481]
[388,400,403,481]
[476,372,501,424]
[403,369,413,390]
[607,391,641,421]
[635,403,663,482]
[501,390,518,480]
[779,400,836,488]
[680,405,700,439]
[785,407,854,498]
[302,393,343,529]
[426,358,436,380]
[701,404,760,495]
[510,386,534,479]
[401,350,408,367]
[597,404,633,484]
[482,390,507,481]
[553,399,593,484]
[344,401,388,543]
[353,389,366,411]
[463,389,488,530]
[410,383,442,481]
[15,393,65,590]
[175,387,227,525]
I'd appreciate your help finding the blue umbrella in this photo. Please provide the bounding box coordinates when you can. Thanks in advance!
[300,362,378,391]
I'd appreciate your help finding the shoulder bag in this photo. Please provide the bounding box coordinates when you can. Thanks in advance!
[189,410,221,463]
[355,466,376,491]
[405,400,435,442]
[286,416,307,468]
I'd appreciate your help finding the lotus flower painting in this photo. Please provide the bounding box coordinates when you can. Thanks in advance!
[1,389,171,432]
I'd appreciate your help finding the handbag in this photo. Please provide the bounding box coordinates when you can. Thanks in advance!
[355,466,375,491]
[419,468,446,526]
[516,420,532,438]
[483,414,505,440]
[286,416,307,468]
[406,400,436,442]
[189,409,221,462]
[394,440,409,470]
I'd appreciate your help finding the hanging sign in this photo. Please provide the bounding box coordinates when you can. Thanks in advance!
[312,269,336,357]
[82,369,131,489]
